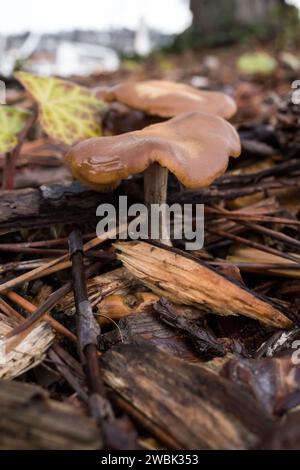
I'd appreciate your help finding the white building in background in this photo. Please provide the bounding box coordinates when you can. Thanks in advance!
[0,0,190,77]
[134,18,152,56]
[55,42,120,77]
[0,33,120,77]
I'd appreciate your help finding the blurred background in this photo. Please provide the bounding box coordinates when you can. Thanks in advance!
[1,0,300,78]
[0,0,192,76]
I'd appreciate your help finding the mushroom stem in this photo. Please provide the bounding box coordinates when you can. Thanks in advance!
[144,162,172,246]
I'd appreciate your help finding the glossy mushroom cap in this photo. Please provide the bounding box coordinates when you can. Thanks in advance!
[65,112,241,192]
[97,80,237,120]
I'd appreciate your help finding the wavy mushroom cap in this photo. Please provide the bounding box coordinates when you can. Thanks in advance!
[97,80,237,119]
[65,112,241,192]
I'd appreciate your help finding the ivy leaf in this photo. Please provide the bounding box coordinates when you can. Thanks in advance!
[15,72,105,145]
[0,105,31,154]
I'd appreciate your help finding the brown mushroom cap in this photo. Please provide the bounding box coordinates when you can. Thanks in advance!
[65,112,241,191]
[98,80,237,119]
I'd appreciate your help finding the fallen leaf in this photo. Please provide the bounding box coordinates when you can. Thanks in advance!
[15,72,105,145]
[0,105,31,153]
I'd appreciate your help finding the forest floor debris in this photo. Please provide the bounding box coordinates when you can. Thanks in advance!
[1,48,300,449]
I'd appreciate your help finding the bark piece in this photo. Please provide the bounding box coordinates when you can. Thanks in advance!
[0,311,55,380]
[0,176,287,232]
[57,267,141,316]
[154,298,229,358]
[0,180,123,232]
[256,411,300,450]
[114,241,292,328]
[0,379,101,449]
[100,310,200,362]
[222,355,300,416]
[101,340,273,450]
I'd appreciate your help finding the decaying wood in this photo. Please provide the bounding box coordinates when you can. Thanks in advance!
[154,298,229,358]
[114,241,292,328]
[0,379,101,449]
[97,291,159,325]
[256,411,300,450]
[2,162,296,232]
[0,181,117,232]
[110,392,182,450]
[222,355,300,416]
[101,340,274,450]
[0,311,55,380]
[57,267,141,316]
[0,178,145,233]
[227,247,300,279]
[100,310,201,362]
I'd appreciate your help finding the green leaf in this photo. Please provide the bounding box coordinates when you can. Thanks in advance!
[237,52,277,75]
[0,105,31,154]
[15,72,105,145]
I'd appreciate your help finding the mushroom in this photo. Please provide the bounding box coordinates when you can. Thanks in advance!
[95,79,237,135]
[66,112,241,244]
[96,79,237,128]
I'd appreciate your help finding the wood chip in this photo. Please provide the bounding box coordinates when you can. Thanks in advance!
[0,379,101,449]
[0,312,55,380]
[102,340,273,450]
[114,241,292,328]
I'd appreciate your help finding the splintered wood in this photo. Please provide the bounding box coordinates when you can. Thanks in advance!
[114,241,292,328]
[56,267,141,316]
[0,311,54,380]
